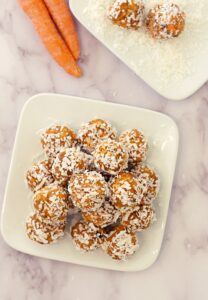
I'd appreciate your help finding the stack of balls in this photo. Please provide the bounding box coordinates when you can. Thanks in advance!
[26,119,159,261]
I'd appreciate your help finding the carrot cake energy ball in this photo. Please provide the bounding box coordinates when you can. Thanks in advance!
[71,221,103,252]
[69,171,108,212]
[93,139,128,175]
[108,0,145,30]
[82,200,120,228]
[33,184,69,223]
[119,128,148,165]
[41,125,77,158]
[103,225,138,260]
[133,164,159,204]
[26,159,54,192]
[121,204,155,233]
[110,171,145,211]
[78,119,117,153]
[26,213,65,244]
[146,3,186,40]
[51,147,91,185]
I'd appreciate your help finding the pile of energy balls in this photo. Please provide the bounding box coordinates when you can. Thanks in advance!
[26,118,159,261]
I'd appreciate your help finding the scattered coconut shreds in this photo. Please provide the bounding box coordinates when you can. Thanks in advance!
[83,0,208,85]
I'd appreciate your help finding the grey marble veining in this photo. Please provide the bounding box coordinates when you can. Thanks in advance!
[0,0,208,299]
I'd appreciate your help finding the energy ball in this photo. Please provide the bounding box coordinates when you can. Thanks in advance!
[121,204,155,233]
[103,225,138,260]
[41,125,77,158]
[82,200,120,228]
[51,147,91,185]
[108,0,145,30]
[69,171,108,212]
[26,159,54,192]
[26,213,65,244]
[93,139,129,175]
[133,164,159,204]
[110,171,145,211]
[146,3,186,40]
[78,119,117,153]
[119,129,148,165]
[33,184,69,223]
[71,221,103,252]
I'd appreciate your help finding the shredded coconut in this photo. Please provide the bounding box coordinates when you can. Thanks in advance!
[146,3,185,39]
[133,163,160,204]
[51,147,91,184]
[93,139,129,175]
[122,204,155,232]
[26,159,54,192]
[41,125,77,158]
[71,222,103,252]
[110,171,146,210]
[119,129,148,164]
[108,0,145,29]
[69,171,108,212]
[82,199,120,227]
[78,118,117,153]
[83,0,208,85]
[33,184,69,223]
[26,213,65,244]
[103,226,138,260]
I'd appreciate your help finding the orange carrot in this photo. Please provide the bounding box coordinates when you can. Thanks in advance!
[19,0,81,77]
[44,0,80,60]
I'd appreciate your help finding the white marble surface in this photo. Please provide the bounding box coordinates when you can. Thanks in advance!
[0,0,208,299]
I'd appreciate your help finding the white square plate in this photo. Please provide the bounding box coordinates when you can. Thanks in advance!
[1,94,178,271]
[70,0,208,101]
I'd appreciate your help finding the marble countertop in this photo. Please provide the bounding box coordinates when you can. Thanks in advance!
[0,1,208,299]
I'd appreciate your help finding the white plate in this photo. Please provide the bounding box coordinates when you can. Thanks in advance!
[70,0,208,101]
[1,94,178,272]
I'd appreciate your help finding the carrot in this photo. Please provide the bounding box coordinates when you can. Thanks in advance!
[19,0,81,77]
[44,0,80,60]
